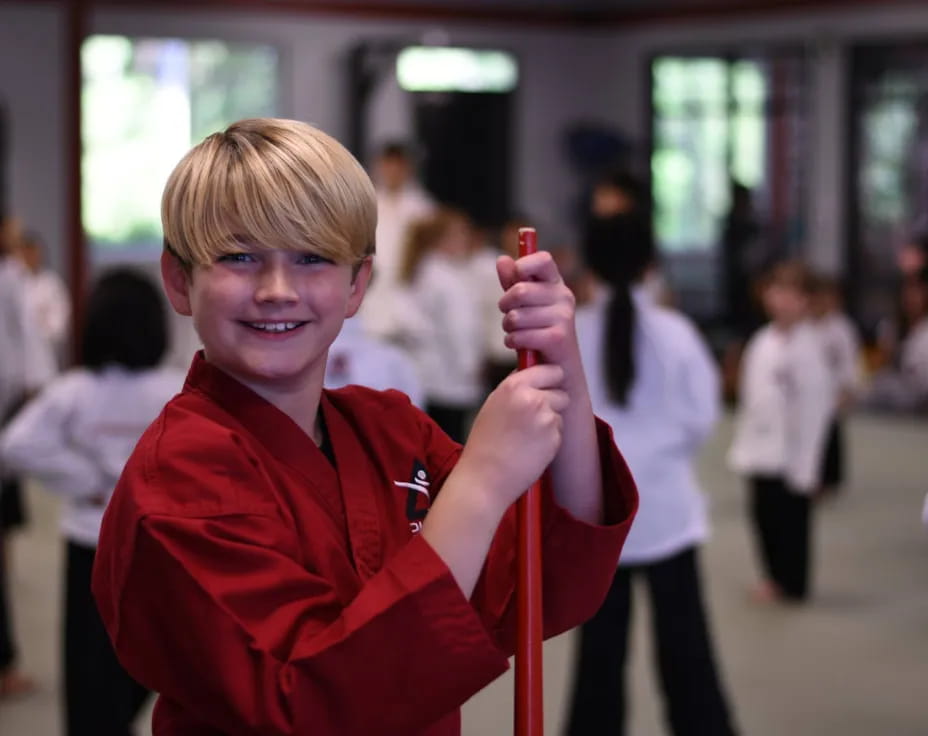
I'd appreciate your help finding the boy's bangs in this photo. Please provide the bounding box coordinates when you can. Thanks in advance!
[186,165,353,265]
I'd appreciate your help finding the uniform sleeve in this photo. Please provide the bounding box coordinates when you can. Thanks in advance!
[415,408,637,655]
[673,321,721,451]
[94,468,509,736]
[786,336,835,491]
[0,375,106,497]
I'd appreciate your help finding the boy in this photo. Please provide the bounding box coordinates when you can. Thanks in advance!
[728,261,833,603]
[92,119,638,735]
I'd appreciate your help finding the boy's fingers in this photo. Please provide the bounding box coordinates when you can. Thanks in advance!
[499,281,573,313]
[545,389,570,414]
[511,363,564,389]
[512,251,561,285]
[496,255,518,291]
[502,304,571,332]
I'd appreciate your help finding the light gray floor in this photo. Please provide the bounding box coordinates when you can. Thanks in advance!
[0,413,926,735]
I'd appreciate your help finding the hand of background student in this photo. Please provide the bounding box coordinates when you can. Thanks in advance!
[459,363,568,512]
[497,252,584,388]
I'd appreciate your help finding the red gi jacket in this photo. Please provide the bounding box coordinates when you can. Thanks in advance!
[92,353,637,735]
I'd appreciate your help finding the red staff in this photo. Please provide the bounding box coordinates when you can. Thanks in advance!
[515,226,543,736]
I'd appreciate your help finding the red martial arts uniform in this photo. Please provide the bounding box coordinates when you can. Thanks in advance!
[93,353,637,736]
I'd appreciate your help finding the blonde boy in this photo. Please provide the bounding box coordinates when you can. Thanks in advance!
[93,119,637,735]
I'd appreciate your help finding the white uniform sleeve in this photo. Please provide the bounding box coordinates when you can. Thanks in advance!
[674,321,720,452]
[0,375,106,498]
[786,333,834,491]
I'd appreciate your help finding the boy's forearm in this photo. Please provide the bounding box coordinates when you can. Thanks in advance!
[420,466,508,599]
[549,368,603,525]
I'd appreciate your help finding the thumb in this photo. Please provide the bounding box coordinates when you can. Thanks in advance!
[496,255,517,291]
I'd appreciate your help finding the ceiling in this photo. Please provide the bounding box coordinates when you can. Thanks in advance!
[88,0,897,26]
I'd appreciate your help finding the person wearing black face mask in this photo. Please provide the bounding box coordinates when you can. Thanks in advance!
[565,204,739,736]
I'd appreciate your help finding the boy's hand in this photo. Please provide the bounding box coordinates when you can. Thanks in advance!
[497,252,582,383]
[458,364,568,514]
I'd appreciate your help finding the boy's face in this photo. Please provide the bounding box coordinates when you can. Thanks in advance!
[162,248,371,392]
[762,282,808,325]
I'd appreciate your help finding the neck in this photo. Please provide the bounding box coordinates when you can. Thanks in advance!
[773,316,802,332]
[221,361,327,444]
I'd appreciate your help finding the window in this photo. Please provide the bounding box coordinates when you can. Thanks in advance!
[650,51,807,319]
[850,43,928,329]
[82,35,279,260]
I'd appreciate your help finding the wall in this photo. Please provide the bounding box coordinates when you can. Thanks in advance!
[0,2,620,287]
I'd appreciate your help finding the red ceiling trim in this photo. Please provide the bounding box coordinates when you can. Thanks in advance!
[0,0,921,29]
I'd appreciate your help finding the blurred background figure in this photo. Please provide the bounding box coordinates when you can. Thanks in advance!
[0,215,42,700]
[865,265,928,412]
[810,274,863,497]
[720,182,766,341]
[400,208,483,442]
[0,268,182,735]
[728,261,833,604]
[583,171,670,306]
[469,214,526,395]
[360,141,435,341]
[15,231,70,367]
[324,313,425,408]
[565,209,738,736]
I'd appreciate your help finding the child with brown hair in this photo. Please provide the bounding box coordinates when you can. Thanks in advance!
[400,207,484,442]
[728,261,833,603]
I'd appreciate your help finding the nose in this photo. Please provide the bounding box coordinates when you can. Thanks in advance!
[254,260,299,304]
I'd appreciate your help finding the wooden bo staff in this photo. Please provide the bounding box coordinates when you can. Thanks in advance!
[514,226,543,736]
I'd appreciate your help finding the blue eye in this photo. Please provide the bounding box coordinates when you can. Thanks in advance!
[297,253,331,265]
[218,252,255,264]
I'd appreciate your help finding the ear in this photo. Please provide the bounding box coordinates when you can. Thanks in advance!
[345,257,373,318]
[161,250,193,317]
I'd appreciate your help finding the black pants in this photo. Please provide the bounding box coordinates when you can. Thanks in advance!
[65,542,149,736]
[749,476,811,600]
[820,419,844,490]
[565,547,737,736]
[426,403,471,444]
[0,525,14,671]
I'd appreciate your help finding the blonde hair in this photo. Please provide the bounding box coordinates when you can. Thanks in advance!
[162,118,376,267]
[399,208,469,284]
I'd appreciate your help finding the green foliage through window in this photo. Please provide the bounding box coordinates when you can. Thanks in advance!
[82,35,278,254]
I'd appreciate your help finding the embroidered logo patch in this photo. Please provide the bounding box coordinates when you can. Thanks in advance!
[393,460,431,534]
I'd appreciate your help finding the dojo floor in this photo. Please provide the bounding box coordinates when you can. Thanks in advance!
[1,413,926,735]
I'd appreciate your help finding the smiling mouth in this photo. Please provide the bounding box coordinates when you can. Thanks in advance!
[241,321,308,333]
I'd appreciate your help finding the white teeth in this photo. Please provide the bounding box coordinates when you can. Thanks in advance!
[248,322,302,332]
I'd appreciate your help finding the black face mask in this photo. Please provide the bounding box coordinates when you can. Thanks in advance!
[582,213,655,287]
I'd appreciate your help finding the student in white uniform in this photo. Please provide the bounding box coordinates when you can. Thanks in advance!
[565,213,738,736]
[324,313,425,408]
[360,142,435,341]
[0,269,182,734]
[728,261,833,603]
[0,215,54,698]
[16,231,71,360]
[866,266,928,412]
[468,216,524,394]
[810,275,862,495]
[399,207,484,442]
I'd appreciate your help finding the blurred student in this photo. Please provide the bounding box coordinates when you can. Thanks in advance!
[361,142,435,341]
[400,208,483,442]
[728,262,833,603]
[810,275,862,496]
[0,215,53,698]
[325,313,425,408]
[868,266,928,412]
[566,213,738,736]
[16,230,70,360]
[469,215,526,393]
[0,269,182,734]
